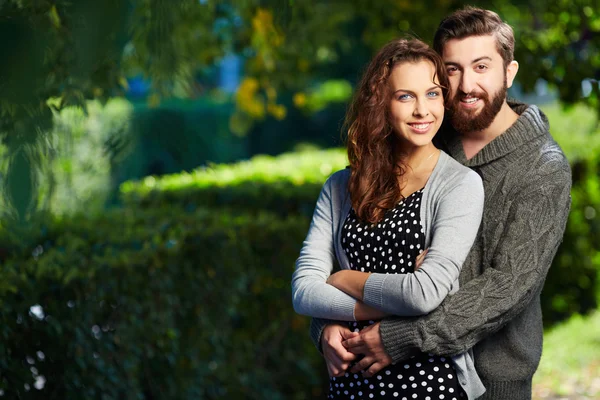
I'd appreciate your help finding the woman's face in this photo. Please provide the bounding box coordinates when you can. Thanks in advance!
[388,60,444,151]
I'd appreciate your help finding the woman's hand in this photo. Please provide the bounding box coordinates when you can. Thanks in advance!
[415,248,428,270]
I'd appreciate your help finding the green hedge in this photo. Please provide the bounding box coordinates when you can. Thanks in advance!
[120,131,600,324]
[541,103,600,323]
[0,208,325,399]
[541,154,600,323]
[119,148,348,217]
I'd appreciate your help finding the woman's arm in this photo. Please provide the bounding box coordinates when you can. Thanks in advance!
[327,250,429,300]
[361,171,484,316]
[326,270,369,300]
[354,301,389,320]
[291,173,359,321]
[329,271,389,320]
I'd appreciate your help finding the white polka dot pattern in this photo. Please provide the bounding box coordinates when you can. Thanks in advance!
[330,189,465,399]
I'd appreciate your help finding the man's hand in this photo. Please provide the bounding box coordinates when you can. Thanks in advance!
[342,322,392,377]
[321,324,358,377]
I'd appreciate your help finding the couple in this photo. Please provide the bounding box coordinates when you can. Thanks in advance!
[292,6,572,400]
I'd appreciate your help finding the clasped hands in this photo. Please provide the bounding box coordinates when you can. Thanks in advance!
[321,249,428,378]
[320,322,392,378]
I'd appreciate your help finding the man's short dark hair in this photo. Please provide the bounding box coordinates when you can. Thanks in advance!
[433,6,515,68]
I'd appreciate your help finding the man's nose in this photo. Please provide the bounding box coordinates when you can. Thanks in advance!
[459,70,475,95]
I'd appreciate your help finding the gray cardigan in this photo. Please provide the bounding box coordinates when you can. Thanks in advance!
[292,151,486,399]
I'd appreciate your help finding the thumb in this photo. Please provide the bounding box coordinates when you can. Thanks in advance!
[341,328,359,341]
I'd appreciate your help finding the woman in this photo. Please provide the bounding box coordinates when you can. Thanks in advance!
[291,39,486,399]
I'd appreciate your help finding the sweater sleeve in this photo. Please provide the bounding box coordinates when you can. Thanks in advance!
[291,174,358,321]
[362,171,484,315]
[379,163,572,361]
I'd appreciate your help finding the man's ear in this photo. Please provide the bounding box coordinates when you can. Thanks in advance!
[506,60,519,88]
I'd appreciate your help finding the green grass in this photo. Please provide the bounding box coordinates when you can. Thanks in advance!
[533,310,600,399]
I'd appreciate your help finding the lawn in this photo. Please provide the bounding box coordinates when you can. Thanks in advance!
[533,310,600,399]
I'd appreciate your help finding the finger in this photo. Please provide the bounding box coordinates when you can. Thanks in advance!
[331,346,356,363]
[364,360,391,377]
[350,356,374,374]
[342,339,367,355]
[330,342,358,362]
[340,353,357,362]
[336,346,356,363]
[343,343,367,355]
[325,361,335,377]
[324,337,351,359]
[332,362,350,377]
[325,358,346,377]
[342,335,363,349]
[324,350,345,370]
[341,329,359,340]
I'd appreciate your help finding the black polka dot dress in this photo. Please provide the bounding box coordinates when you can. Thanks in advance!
[329,188,466,400]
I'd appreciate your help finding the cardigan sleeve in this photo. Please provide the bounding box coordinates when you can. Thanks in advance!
[378,162,572,361]
[362,170,484,315]
[291,174,358,321]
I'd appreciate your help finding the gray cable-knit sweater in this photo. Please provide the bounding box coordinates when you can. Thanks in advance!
[310,102,572,399]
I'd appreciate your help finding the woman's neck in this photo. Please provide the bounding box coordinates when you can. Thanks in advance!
[398,144,439,172]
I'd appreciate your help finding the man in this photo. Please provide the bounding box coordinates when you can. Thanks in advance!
[311,7,572,399]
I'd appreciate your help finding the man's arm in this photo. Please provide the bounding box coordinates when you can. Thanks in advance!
[378,164,572,362]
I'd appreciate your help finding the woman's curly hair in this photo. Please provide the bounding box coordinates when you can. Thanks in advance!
[344,38,449,225]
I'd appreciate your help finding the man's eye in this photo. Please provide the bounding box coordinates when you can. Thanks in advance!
[476,64,488,70]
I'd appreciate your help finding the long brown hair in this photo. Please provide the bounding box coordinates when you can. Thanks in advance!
[345,38,448,225]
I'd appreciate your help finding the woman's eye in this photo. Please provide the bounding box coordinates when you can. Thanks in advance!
[427,91,441,97]
[397,94,412,101]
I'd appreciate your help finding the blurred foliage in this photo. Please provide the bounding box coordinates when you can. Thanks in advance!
[2,0,600,130]
[1,0,600,221]
[0,98,134,217]
[46,98,135,216]
[0,207,324,399]
[294,80,354,114]
[539,103,600,322]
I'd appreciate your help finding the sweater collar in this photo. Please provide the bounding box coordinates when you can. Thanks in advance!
[441,100,550,167]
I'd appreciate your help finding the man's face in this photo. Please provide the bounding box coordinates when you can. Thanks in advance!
[441,35,514,134]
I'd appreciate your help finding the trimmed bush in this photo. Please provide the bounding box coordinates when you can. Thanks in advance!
[541,103,600,324]
[0,208,325,399]
[120,148,348,217]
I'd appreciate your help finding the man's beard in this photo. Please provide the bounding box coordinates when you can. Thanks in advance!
[448,82,507,134]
